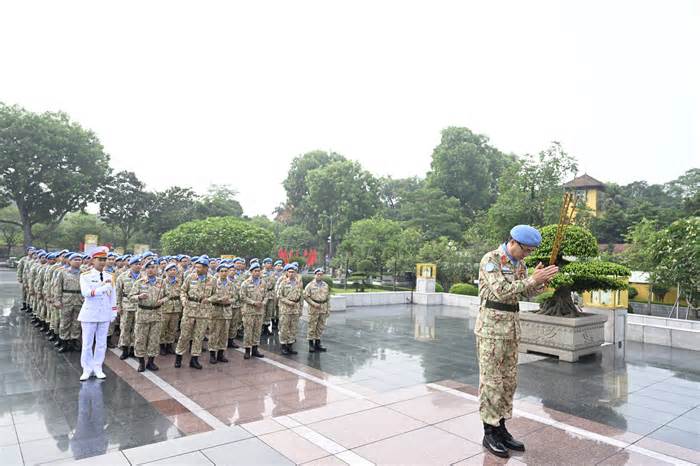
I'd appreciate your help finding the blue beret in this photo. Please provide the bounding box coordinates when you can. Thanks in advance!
[283,264,297,272]
[46,252,57,259]
[314,268,324,274]
[164,263,177,271]
[38,252,47,258]
[232,257,243,264]
[216,263,230,272]
[143,259,157,269]
[274,260,283,266]
[194,257,210,267]
[67,253,80,260]
[262,258,272,264]
[141,251,154,258]
[107,252,117,258]
[249,263,261,272]
[129,256,141,265]
[27,246,35,251]
[510,225,542,247]
[291,262,299,267]
[200,255,209,260]
[251,258,259,263]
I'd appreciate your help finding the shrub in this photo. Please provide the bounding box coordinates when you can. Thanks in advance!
[627,286,639,300]
[449,283,478,296]
[435,282,444,293]
[534,290,555,304]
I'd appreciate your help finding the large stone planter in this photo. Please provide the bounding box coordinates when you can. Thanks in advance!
[519,311,607,362]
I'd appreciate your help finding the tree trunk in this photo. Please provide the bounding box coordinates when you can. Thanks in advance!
[535,286,580,317]
[22,221,33,249]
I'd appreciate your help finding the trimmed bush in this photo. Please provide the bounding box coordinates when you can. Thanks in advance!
[449,283,478,296]
[435,282,444,293]
[627,286,638,300]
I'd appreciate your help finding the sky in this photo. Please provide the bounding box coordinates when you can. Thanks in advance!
[1,0,698,218]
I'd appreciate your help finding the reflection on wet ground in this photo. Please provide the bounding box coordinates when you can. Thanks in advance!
[1,270,699,464]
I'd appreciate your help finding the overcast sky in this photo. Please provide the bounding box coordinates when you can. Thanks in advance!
[2,1,698,217]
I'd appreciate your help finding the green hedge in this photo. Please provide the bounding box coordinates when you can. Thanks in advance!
[435,283,444,293]
[449,283,478,296]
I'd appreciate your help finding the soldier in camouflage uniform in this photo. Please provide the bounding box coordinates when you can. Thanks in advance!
[16,247,35,311]
[48,252,70,343]
[226,264,242,348]
[30,252,49,327]
[304,268,330,353]
[207,263,234,364]
[261,258,276,336]
[271,260,284,329]
[36,253,57,333]
[42,252,63,339]
[475,225,558,458]
[129,259,167,372]
[277,264,303,355]
[175,257,215,370]
[240,263,267,359]
[54,253,85,353]
[116,256,142,359]
[160,263,182,355]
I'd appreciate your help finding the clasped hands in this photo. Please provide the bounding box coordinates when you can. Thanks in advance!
[532,262,559,286]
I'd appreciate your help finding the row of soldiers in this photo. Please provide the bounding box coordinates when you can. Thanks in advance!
[16,247,331,372]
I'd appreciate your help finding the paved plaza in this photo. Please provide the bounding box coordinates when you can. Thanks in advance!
[1,269,699,465]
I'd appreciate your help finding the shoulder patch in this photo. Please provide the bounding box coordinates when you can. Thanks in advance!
[484,262,496,272]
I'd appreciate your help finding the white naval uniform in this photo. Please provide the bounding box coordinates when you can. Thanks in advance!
[78,269,117,374]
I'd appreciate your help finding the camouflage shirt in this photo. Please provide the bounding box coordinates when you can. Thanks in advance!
[117,271,142,312]
[277,277,303,314]
[240,276,267,316]
[304,279,330,313]
[161,276,182,314]
[208,277,234,320]
[180,273,215,318]
[129,276,165,323]
[55,266,84,307]
[475,245,543,341]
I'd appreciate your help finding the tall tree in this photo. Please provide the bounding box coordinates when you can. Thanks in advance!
[193,184,243,219]
[398,187,465,241]
[282,150,346,211]
[377,176,423,219]
[0,103,110,246]
[428,127,515,216]
[98,171,150,248]
[484,142,577,243]
[146,186,197,243]
[0,205,22,256]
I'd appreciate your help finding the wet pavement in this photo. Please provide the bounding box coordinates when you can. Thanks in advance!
[1,269,699,465]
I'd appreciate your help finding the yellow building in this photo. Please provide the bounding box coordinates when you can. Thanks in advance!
[582,284,629,309]
[628,271,687,306]
[563,174,606,217]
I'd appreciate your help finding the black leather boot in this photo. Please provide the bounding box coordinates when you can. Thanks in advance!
[189,356,202,369]
[146,357,159,371]
[244,348,251,359]
[48,330,57,342]
[209,351,218,364]
[288,343,297,355]
[483,423,509,458]
[228,338,239,349]
[499,418,525,451]
[308,340,315,353]
[281,343,290,355]
[119,346,129,360]
[41,322,50,333]
[160,344,167,356]
[71,339,81,351]
[166,343,175,354]
[251,346,264,358]
[129,346,135,357]
[57,339,69,353]
[261,325,270,336]
[106,335,116,348]
[272,318,279,330]
[174,354,182,368]
[137,357,146,372]
[217,349,228,363]
[315,339,327,352]
[54,337,63,348]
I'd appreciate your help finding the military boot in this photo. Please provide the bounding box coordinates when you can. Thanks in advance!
[281,343,290,355]
[261,325,270,336]
[106,335,116,349]
[216,350,228,363]
[57,339,69,353]
[146,357,159,371]
[54,337,63,348]
[137,357,146,372]
[166,343,175,354]
[119,346,129,360]
[499,418,525,451]
[41,322,50,333]
[48,330,57,342]
[159,344,167,356]
[71,339,81,352]
[251,346,264,358]
[272,318,279,330]
[189,356,202,370]
[288,343,298,355]
[129,346,135,358]
[483,423,509,458]
[174,354,182,368]
[315,340,327,352]
[244,348,251,360]
[209,351,218,364]
[227,338,239,349]
[308,340,316,353]
[21,302,27,310]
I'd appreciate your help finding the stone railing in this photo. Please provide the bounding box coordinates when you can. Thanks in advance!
[626,314,700,351]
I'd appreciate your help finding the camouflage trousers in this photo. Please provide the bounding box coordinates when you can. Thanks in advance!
[160,312,181,344]
[59,305,82,340]
[36,299,46,321]
[228,307,242,339]
[264,298,278,323]
[50,304,60,332]
[107,315,118,337]
[476,336,518,426]
[242,313,263,348]
[208,318,230,352]
[175,316,209,356]
[279,312,300,344]
[134,320,162,358]
[307,310,329,340]
[118,310,136,347]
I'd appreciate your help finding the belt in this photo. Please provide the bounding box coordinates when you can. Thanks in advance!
[212,303,229,307]
[187,297,202,303]
[62,289,81,294]
[138,304,161,310]
[484,300,519,313]
[170,296,180,301]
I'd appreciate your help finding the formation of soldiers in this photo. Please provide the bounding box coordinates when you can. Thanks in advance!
[16,247,331,373]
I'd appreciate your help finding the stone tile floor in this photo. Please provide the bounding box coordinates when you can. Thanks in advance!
[1,270,699,465]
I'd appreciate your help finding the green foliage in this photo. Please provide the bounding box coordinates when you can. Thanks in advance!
[397,187,465,241]
[627,286,638,300]
[192,185,243,219]
[449,283,478,296]
[377,176,423,218]
[418,237,474,290]
[98,171,151,248]
[534,290,555,303]
[278,225,316,250]
[483,142,577,243]
[617,219,659,270]
[283,150,346,209]
[0,103,111,246]
[146,186,197,244]
[53,212,118,250]
[546,261,630,293]
[0,205,22,255]
[650,217,699,307]
[527,224,599,265]
[161,216,274,258]
[289,256,307,268]
[434,282,444,292]
[428,127,515,217]
[301,274,333,289]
